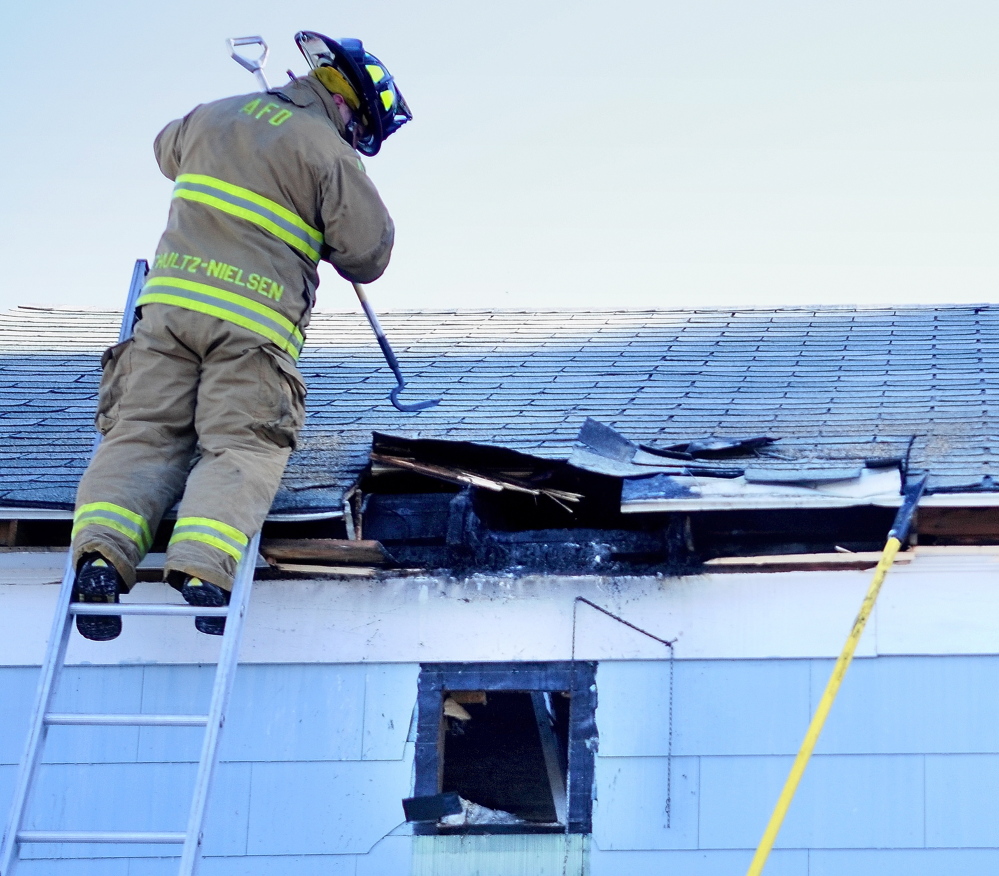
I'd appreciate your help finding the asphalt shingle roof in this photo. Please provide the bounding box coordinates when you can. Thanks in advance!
[1,304,996,513]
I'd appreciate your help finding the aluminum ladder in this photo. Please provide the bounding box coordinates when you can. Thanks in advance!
[0,260,260,876]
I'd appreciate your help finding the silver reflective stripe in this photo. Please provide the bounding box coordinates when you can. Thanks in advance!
[73,503,152,552]
[175,180,320,259]
[172,174,323,263]
[137,277,305,359]
[169,518,249,563]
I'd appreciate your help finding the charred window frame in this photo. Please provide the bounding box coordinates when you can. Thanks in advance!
[414,661,597,835]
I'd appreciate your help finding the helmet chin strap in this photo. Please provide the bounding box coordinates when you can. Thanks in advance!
[344,117,362,150]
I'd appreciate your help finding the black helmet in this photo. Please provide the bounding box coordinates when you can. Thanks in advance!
[295,31,412,156]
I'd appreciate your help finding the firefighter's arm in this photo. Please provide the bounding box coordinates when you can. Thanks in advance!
[153,111,196,181]
[320,154,395,284]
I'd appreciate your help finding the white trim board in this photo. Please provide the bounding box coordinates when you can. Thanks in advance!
[2,551,998,666]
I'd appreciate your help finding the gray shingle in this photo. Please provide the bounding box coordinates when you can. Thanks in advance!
[2,303,999,510]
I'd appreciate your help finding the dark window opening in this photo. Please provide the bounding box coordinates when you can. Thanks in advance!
[415,663,597,835]
[442,690,570,824]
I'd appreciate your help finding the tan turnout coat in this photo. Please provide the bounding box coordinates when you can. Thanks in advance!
[72,75,394,591]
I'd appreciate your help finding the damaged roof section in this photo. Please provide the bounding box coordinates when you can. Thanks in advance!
[371,420,907,516]
[2,304,999,518]
[564,417,907,512]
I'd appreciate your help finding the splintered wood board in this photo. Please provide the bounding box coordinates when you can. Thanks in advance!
[268,562,379,578]
[705,551,915,573]
[261,539,391,565]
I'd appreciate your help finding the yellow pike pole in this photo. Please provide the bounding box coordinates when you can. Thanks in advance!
[745,473,928,876]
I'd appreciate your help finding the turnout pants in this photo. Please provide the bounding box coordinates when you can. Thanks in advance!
[72,304,306,591]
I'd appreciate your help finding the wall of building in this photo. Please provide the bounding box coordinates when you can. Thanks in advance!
[4,551,999,873]
[3,655,999,874]
[592,655,999,876]
[0,663,418,875]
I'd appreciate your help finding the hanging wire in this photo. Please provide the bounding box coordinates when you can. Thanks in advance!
[666,634,675,826]
[565,595,678,876]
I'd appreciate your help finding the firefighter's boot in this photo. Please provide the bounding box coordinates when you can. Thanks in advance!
[180,577,230,636]
[73,556,124,641]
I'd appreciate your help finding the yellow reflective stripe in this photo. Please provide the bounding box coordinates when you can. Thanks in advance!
[72,516,148,550]
[143,276,301,339]
[139,292,301,360]
[138,276,304,359]
[176,174,323,244]
[76,502,150,538]
[169,531,244,562]
[138,292,301,360]
[173,189,321,262]
[74,502,152,549]
[175,517,248,545]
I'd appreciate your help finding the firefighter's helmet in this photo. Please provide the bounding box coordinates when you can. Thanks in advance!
[295,31,412,156]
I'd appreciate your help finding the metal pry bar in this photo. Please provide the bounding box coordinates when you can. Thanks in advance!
[223,38,437,414]
[352,282,440,413]
[227,36,271,91]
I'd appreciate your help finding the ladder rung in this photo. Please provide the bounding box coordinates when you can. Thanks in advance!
[68,603,229,617]
[44,713,209,727]
[17,830,185,844]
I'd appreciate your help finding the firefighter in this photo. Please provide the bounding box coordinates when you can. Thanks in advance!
[70,33,410,640]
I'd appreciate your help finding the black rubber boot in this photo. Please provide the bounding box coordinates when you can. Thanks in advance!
[180,577,230,636]
[73,556,124,641]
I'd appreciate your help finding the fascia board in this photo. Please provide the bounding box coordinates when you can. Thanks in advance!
[621,492,999,513]
[0,507,343,521]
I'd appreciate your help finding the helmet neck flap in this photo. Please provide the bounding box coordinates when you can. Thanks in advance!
[295,30,412,156]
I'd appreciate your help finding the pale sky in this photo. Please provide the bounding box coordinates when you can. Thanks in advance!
[2,1,997,313]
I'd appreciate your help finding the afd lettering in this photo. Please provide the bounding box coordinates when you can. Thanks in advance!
[239,99,293,126]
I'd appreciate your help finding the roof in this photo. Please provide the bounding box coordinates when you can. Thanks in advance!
[1,303,997,516]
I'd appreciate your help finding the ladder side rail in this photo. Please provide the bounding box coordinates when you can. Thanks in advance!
[0,259,147,876]
[119,259,149,343]
[179,532,260,876]
[0,559,77,875]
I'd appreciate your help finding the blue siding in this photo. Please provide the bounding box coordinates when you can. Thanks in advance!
[810,849,999,876]
[19,762,250,859]
[193,854,359,875]
[698,754,924,849]
[11,860,129,875]
[246,759,412,856]
[198,855,358,876]
[44,667,144,765]
[593,756,698,850]
[356,836,413,876]
[16,849,364,876]
[362,664,420,761]
[6,655,999,872]
[0,668,38,765]
[19,856,359,875]
[597,660,811,756]
[812,656,999,755]
[590,849,808,875]
[223,664,366,762]
[925,755,999,848]
[0,663,416,871]
[135,665,214,763]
